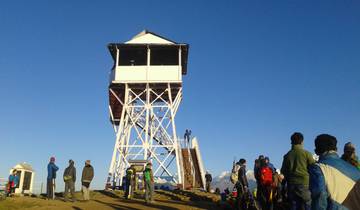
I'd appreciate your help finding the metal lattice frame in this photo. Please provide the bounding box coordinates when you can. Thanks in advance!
[107,83,183,187]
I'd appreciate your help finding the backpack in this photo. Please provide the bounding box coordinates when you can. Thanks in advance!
[230,163,240,184]
[260,166,273,186]
[126,168,134,180]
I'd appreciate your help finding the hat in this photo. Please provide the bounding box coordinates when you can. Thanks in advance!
[85,160,91,164]
[50,157,55,162]
[314,134,337,155]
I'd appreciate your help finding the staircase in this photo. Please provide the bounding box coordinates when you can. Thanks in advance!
[181,148,204,189]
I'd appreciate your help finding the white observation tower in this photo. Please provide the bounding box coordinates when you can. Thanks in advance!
[107,30,196,188]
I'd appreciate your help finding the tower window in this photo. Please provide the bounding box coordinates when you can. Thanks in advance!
[118,47,147,66]
[151,46,178,65]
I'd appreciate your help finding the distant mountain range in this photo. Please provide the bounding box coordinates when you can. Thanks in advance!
[212,170,257,193]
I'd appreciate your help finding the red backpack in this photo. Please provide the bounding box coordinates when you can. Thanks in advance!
[260,166,273,186]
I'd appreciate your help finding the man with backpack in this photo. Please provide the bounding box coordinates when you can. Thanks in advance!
[254,155,265,197]
[143,162,154,204]
[124,166,135,199]
[63,159,76,202]
[309,134,360,209]
[281,132,314,210]
[258,158,274,210]
[232,159,249,209]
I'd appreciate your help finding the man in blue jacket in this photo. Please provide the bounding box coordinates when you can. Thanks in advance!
[47,156,59,199]
[309,134,360,210]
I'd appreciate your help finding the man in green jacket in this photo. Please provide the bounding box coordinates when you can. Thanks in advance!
[143,162,154,204]
[281,132,314,210]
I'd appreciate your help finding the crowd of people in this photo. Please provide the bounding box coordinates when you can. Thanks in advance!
[3,131,360,210]
[221,132,360,210]
[4,157,155,204]
[46,157,94,202]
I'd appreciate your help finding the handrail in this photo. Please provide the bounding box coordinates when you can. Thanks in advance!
[192,138,206,190]
[187,139,196,188]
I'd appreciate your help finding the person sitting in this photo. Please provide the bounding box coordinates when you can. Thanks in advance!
[7,170,19,197]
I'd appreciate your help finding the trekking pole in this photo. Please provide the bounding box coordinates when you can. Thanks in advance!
[52,178,55,200]
[128,185,131,199]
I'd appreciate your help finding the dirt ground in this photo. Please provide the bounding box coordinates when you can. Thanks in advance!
[0,190,221,210]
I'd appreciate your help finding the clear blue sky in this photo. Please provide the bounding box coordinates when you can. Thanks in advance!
[1,0,359,191]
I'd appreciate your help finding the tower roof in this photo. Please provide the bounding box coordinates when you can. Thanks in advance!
[107,30,189,75]
[125,30,177,44]
[12,162,34,171]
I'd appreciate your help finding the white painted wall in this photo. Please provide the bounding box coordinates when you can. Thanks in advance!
[111,66,182,83]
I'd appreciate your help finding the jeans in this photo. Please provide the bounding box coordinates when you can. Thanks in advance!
[145,181,154,203]
[46,179,55,199]
[259,185,273,210]
[64,181,75,200]
[125,178,134,199]
[288,184,311,210]
[206,181,211,192]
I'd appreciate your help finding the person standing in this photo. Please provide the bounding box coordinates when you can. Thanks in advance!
[258,158,274,210]
[235,158,249,209]
[81,160,94,201]
[184,129,192,147]
[124,166,135,199]
[254,155,265,199]
[143,162,154,204]
[281,132,314,210]
[205,171,212,192]
[309,134,360,209]
[341,142,360,170]
[47,156,59,199]
[7,170,19,196]
[63,159,76,202]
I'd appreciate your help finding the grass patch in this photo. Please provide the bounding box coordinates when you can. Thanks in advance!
[0,199,39,210]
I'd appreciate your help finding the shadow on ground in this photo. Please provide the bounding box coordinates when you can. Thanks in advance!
[95,189,219,210]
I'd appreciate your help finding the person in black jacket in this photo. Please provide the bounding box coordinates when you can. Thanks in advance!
[63,159,76,202]
[205,171,212,192]
[235,158,249,207]
[238,159,249,192]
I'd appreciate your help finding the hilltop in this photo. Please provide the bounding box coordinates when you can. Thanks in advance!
[0,190,220,210]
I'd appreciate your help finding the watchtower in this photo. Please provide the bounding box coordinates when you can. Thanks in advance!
[106,30,189,187]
